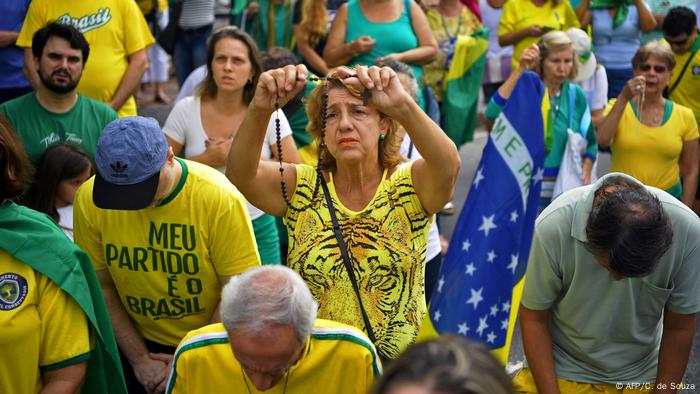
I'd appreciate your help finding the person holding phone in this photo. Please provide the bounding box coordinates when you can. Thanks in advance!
[498,0,580,70]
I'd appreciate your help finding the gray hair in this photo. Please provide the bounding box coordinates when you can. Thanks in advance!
[631,41,677,71]
[379,59,419,101]
[220,266,318,341]
[538,30,578,81]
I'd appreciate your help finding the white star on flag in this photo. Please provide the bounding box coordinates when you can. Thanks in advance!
[510,210,519,223]
[462,239,471,252]
[466,287,484,310]
[473,167,485,189]
[490,304,499,316]
[437,276,445,293]
[532,167,544,183]
[434,310,442,322]
[478,215,497,236]
[501,319,509,330]
[465,263,476,276]
[458,322,469,335]
[487,250,497,263]
[476,315,489,336]
[487,331,497,344]
[502,301,511,313]
[507,254,519,274]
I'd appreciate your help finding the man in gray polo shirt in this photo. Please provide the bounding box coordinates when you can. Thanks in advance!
[515,173,700,393]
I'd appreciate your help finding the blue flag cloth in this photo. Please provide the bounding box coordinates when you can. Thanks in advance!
[421,72,546,361]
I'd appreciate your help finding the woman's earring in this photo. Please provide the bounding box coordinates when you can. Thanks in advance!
[379,134,385,141]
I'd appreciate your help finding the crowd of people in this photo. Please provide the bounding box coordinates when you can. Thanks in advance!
[1,0,699,393]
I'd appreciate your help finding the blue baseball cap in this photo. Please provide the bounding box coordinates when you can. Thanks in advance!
[93,116,169,210]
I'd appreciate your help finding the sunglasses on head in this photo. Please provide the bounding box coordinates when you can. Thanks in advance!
[637,64,668,73]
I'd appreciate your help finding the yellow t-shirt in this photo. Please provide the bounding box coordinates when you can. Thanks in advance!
[285,162,430,360]
[74,159,261,347]
[17,0,155,117]
[498,0,579,69]
[136,0,168,15]
[605,99,699,190]
[0,250,90,394]
[668,38,700,129]
[166,319,381,394]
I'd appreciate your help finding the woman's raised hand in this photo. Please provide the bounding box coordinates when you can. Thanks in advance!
[253,64,309,112]
[336,65,412,116]
[519,44,540,71]
[622,75,647,101]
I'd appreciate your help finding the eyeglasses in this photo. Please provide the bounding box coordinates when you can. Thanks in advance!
[636,64,668,73]
[664,36,690,46]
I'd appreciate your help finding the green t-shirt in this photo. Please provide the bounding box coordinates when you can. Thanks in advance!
[0,93,117,163]
[523,173,700,384]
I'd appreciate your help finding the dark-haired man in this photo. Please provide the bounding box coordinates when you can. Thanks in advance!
[515,173,700,393]
[663,7,699,128]
[74,116,260,394]
[17,0,153,117]
[662,7,700,216]
[0,23,116,163]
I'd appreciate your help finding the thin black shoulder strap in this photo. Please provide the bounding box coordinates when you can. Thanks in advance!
[320,174,379,347]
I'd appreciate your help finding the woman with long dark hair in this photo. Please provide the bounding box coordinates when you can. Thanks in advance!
[164,26,300,265]
[0,116,124,393]
[25,144,92,240]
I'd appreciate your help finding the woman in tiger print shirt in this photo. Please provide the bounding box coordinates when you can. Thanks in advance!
[227,64,461,359]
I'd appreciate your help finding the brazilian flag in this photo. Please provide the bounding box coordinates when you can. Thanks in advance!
[441,29,489,148]
[418,72,546,365]
[0,202,126,394]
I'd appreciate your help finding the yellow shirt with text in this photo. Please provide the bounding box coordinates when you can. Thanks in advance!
[17,0,154,117]
[74,159,260,347]
[0,250,90,394]
[166,319,381,394]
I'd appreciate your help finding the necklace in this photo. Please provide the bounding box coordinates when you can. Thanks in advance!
[274,86,326,212]
[548,89,562,117]
[440,11,463,40]
[241,365,290,394]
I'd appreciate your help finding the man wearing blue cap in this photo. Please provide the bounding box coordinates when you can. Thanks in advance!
[74,116,261,394]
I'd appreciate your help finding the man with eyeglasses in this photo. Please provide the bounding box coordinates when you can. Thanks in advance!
[662,7,700,215]
[514,173,700,393]
[663,7,699,128]
[165,265,381,394]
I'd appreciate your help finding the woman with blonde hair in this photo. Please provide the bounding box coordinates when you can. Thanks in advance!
[293,0,330,76]
[598,42,699,207]
[486,31,598,208]
[227,63,461,360]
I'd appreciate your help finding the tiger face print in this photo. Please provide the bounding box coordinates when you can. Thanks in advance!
[286,164,430,359]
